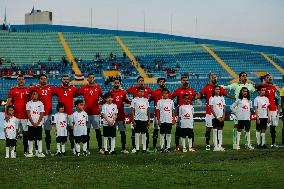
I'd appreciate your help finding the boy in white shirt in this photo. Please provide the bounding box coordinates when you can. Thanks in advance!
[53,102,68,156]
[72,99,88,156]
[179,94,195,152]
[4,105,18,158]
[101,93,118,155]
[254,86,270,148]
[26,90,45,158]
[131,86,150,153]
[0,107,5,140]
[231,87,254,150]
[209,86,226,151]
[157,88,175,152]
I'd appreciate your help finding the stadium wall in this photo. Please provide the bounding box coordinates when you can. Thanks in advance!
[10,24,284,55]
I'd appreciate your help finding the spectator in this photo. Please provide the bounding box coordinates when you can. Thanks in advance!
[109,52,114,60]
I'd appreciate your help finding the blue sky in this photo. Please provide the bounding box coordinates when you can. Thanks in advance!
[1,0,284,47]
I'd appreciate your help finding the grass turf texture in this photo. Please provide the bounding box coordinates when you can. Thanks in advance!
[0,121,284,189]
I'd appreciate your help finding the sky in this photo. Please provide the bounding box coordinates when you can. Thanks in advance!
[0,0,284,47]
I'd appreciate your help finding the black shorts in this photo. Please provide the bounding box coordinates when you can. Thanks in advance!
[212,118,224,129]
[134,120,148,134]
[175,126,181,136]
[160,123,172,134]
[6,138,17,147]
[28,126,42,141]
[103,126,116,138]
[238,120,251,130]
[256,118,268,130]
[56,136,68,143]
[180,128,194,138]
[74,135,88,143]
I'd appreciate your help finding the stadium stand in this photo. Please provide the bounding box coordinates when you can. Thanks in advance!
[1,25,284,113]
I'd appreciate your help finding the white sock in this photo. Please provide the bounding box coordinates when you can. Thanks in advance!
[188,138,193,149]
[104,137,108,151]
[57,143,61,153]
[246,131,251,145]
[37,140,43,153]
[166,134,171,149]
[213,129,218,148]
[28,140,33,154]
[261,133,266,146]
[218,130,223,148]
[5,147,9,157]
[233,128,237,145]
[256,131,261,145]
[62,144,66,153]
[75,143,80,153]
[111,137,115,152]
[182,138,186,149]
[83,143,87,152]
[135,133,140,151]
[237,132,241,146]
[160,134,165,149]
[11,146,15,157]
[142,133,147,151]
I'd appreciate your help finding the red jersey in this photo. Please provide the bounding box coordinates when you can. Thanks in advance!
[265,85,277,111]
[8,87,30,119]
[30,85,53,116]
[111,89,131,121]
[127,86,152,98]
[53,86,77,115]
[150,88,172,116]
[199,84,228,114]
[172,87,197,107]
[77,84,103,115]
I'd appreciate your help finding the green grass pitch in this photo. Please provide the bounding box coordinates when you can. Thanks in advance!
[0,121,284,189]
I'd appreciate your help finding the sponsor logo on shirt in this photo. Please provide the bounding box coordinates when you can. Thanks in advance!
[184,113,191,119]
[60,121,66,127]
[164,106,170,112]
[139,104,146,110]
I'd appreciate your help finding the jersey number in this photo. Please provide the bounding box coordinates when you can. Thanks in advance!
[116,96,120,102]
[42,90,48,96]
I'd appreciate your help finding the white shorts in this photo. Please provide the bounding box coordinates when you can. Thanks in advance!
[87,115,101,129]
[268,111,279,127]
[205,114,213,127]
[116,121,126,131]
[67,115,73,126]
[231,105,238,125]
[231,114,238,125]
[43,115,52,130]
[153,117,159,129]
[15,118,28,132]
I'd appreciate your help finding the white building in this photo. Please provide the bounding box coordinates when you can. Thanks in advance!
[25,9,52,25]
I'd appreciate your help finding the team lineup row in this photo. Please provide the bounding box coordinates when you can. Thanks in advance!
[3,72,282,158]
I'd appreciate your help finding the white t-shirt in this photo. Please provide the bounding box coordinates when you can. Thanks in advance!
[179,104,194,128]
[209,96,226,118]
[4,116,18,139]
[254,96,270,118]
[231,98,251,120]
[0,112,5,139]
[157,99,175,124]
[131,97,149,121]
[54,112,68,137]
[72,111,88,136]
[26,100,45,126]
[101,103,118,126]
[223,83,255,98]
